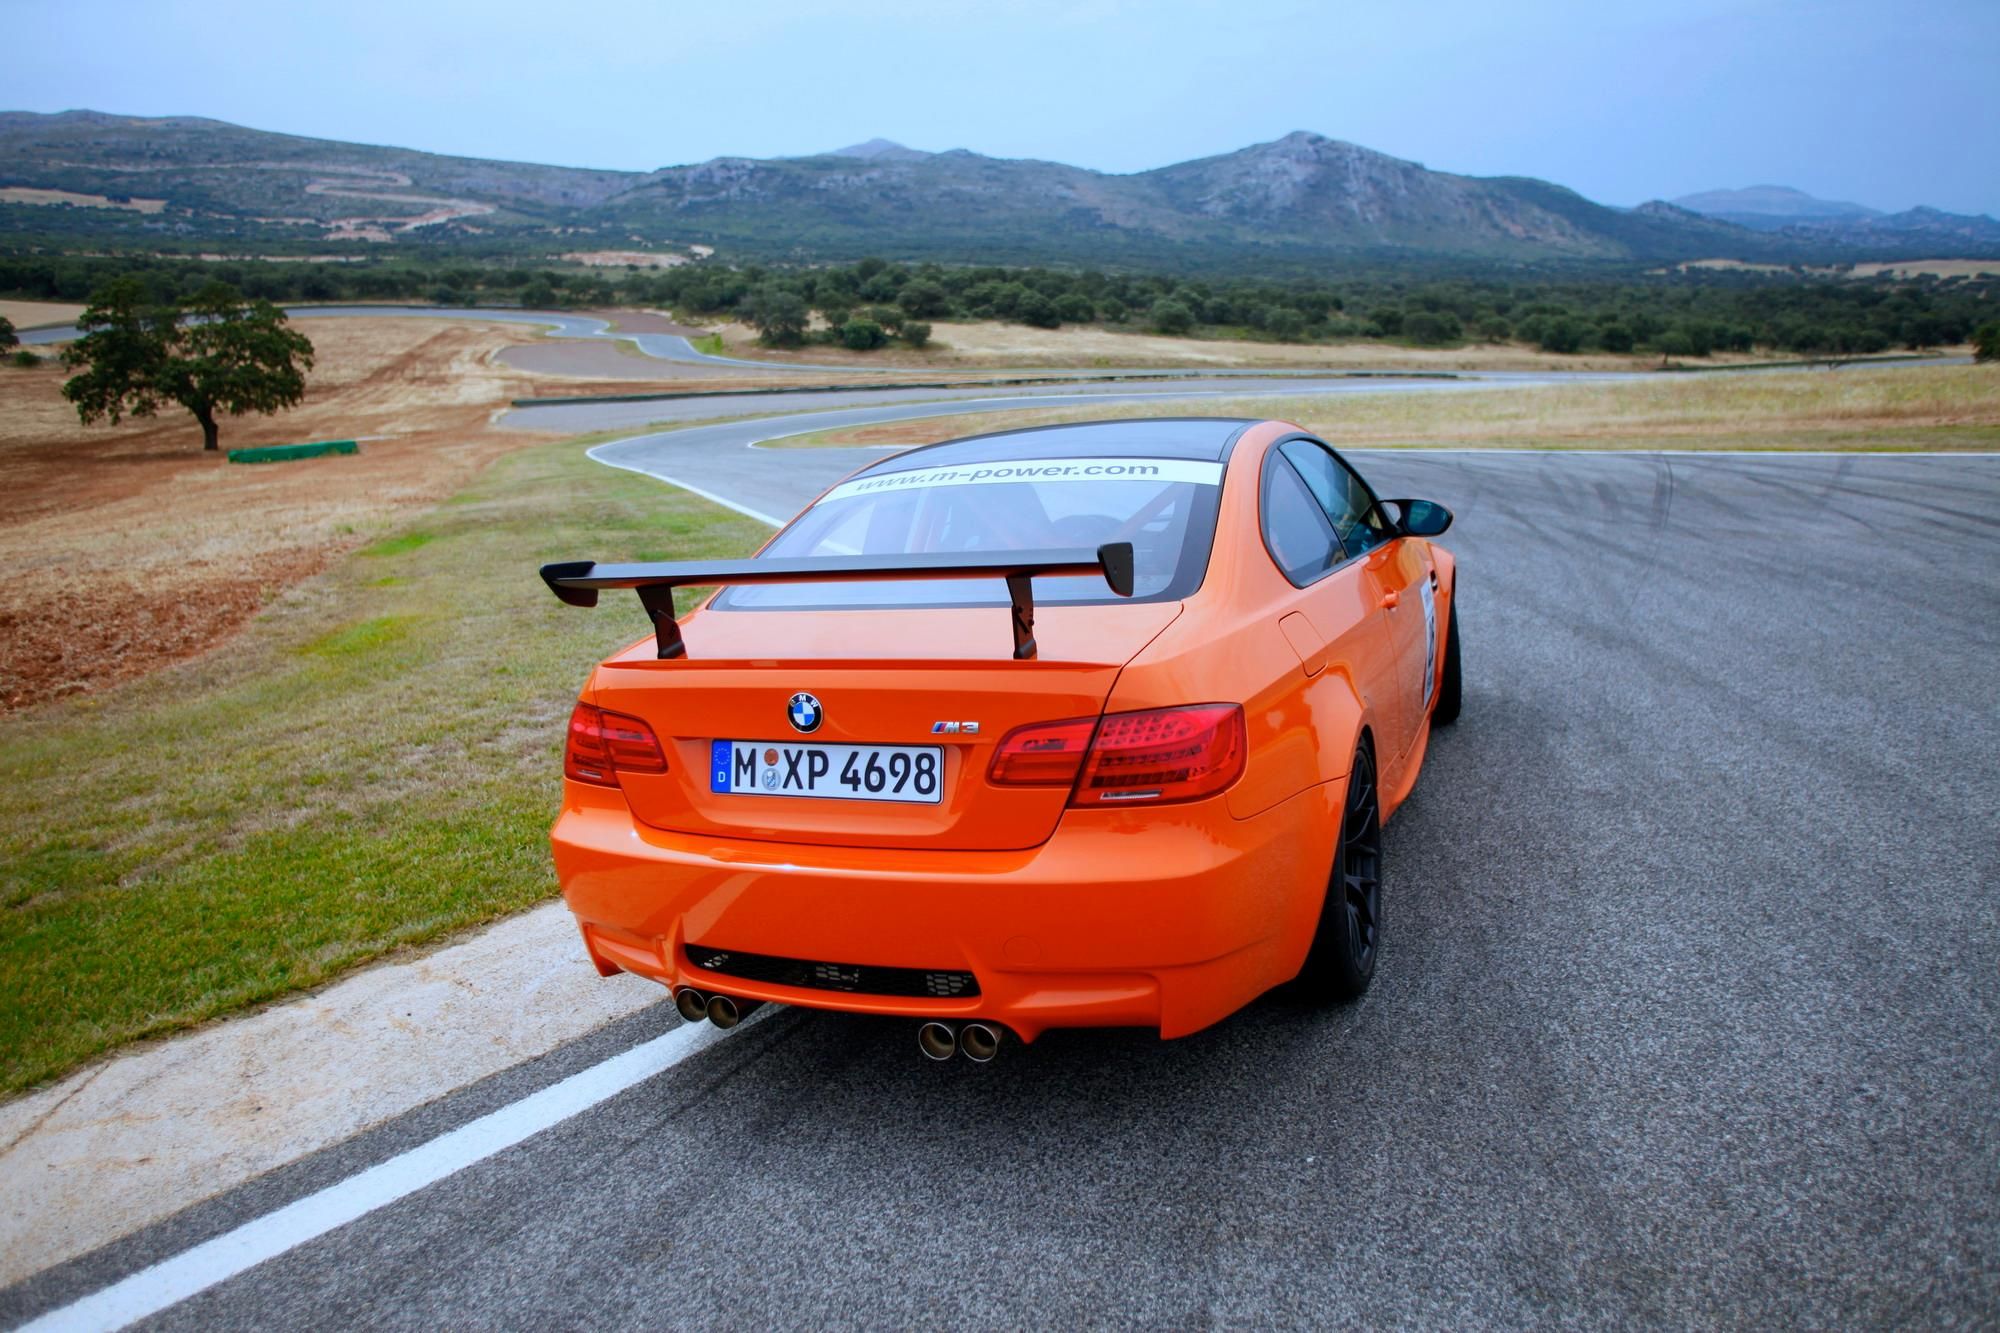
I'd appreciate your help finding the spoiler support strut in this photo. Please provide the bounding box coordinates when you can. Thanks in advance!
[540,543,1135,661]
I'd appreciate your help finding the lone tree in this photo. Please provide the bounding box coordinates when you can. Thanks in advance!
[1975,322,2000,363]
[740,285,809,347]
[0,316,16,353]
[62,279,315,452]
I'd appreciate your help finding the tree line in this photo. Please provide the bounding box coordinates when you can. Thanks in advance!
[2,251,1994,359]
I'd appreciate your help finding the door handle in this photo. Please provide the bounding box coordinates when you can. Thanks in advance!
[1381,590,1400,609]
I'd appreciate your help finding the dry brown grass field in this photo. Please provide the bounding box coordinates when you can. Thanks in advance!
[711,317,1837,373]
[0,308,1165,711]
[0,187,166,214]
[0,316,731,711]
[0,299,88,329]
[1845,259,2000,279]
[780,364,2000,454]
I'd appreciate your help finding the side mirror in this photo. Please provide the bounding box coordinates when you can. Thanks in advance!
[1377,498,1452,537]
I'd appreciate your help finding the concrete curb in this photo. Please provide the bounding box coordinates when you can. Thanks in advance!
[0,902,659,1287]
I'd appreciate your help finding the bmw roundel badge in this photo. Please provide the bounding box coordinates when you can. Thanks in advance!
[787,692,823,733]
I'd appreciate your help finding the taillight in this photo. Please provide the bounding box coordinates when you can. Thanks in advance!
[565,702,667,786]
[989,704,1246,806]
[988,717,1096,786]
[1074,704,1245,806]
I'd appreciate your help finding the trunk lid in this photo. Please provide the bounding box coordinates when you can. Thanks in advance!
[588,600,1180,850]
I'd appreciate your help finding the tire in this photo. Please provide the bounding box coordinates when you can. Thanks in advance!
[1431,599,1462,727]
[1293,741,1383,1004]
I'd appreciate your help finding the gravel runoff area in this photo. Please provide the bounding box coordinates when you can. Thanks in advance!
[4,424,1995,1327]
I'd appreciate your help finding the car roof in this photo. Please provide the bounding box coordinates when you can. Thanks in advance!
[851,417,1261,478]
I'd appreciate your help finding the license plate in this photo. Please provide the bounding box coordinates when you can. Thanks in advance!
[709,740,944,804]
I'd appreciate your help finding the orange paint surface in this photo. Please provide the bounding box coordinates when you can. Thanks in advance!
[549,420,1454,1040]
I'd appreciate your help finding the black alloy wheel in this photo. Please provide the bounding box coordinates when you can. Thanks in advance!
[1295,741,1384,1003]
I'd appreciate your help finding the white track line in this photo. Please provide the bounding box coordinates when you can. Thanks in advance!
[20,1013,758,1333]
[585,441,786,527]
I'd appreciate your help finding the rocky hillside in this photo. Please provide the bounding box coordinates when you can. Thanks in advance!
[4,111,1995,266]
[610,131,1798,264]
[1675,185,1880,230]
[1675,184,2000,251]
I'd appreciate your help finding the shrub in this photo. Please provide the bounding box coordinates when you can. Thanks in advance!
[1055,293,1096,324]
[989,282,1029,318]
[840,318,887,351]
[858,272,903,302]
[901,321,932,349]
[1536,318,1586,354]
[1016,292,1061,329]
[12,349,40,368]
[1402,311,1461,345]
[1654,330,1695,359]
[1974,322,2000,363]
[1265,308,1308,341]
[897,280,950,319]
[1150,299,1194,336]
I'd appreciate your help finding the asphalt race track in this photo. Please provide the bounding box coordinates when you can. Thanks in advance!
[7,383,1999,1325]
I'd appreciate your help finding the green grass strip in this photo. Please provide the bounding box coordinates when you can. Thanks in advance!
[0,435,770,1093]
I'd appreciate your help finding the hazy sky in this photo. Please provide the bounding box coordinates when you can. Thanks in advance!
[14,0,1998,215]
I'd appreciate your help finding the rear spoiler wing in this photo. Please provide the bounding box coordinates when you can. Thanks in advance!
[539,542,1134,660]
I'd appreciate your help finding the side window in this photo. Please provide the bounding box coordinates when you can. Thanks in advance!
[1281,440,1388,557]
[1261,453,1342,585]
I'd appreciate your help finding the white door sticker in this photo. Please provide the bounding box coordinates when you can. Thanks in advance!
[1420,578,1438,710]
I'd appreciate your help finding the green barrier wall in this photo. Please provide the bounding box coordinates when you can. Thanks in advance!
[226,440,359,464]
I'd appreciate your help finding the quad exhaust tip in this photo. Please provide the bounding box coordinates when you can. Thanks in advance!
[917,1021,958,1062]
[707,994,759,1029]
[960,1022,1003,1064]
[918,1020,1005,1062]
[674,986,708,1023]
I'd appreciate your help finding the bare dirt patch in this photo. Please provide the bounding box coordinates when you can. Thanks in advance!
[0,318,619,711]
[1655,258,1819,275]
[564,250,691,268]
[0,186,165,213]
[1846,259,2000,280]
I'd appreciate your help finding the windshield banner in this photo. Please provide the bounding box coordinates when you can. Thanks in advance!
[822,457,1225,503]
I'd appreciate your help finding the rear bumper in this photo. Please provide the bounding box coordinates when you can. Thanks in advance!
[551,778,1341,1041]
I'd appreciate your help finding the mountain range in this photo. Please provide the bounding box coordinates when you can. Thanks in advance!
[4,110,1997,269]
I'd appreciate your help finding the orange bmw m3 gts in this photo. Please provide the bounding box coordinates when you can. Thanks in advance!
[541,418,1460,1059]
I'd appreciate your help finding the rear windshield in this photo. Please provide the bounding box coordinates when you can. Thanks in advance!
[716,456,1225,610]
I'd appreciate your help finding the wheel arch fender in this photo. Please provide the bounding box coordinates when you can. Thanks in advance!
[1225,662,1374,820]
[1430,543,1458,606]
